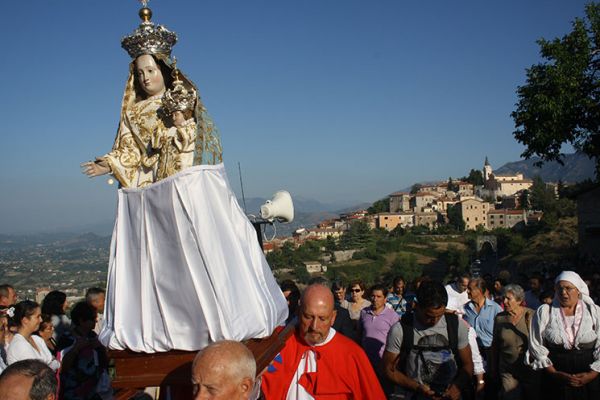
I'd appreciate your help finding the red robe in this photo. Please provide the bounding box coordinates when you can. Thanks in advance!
[261,329,385,399]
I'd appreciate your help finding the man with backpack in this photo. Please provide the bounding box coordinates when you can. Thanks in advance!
[383,280,474,399]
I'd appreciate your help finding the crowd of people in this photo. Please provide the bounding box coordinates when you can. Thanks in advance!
[279,270,600,399]
[2,268,600,400]
[0,285,109,400]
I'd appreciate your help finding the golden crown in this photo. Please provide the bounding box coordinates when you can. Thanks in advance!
[121,2,177,59]
[162,60,197,115]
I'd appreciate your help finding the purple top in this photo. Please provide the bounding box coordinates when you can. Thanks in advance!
[359,306,400,365]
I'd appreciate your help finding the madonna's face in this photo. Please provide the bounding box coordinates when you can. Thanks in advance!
[135,54,166,97]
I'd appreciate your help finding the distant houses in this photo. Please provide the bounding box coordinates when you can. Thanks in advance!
[263,158,541,256]
[376,157,535,232]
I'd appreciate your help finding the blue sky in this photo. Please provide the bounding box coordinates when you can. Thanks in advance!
[0,0,589,234]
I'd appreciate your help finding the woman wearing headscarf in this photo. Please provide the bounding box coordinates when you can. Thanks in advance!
[527,271,600,400]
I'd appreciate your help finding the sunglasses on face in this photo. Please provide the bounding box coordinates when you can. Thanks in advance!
[351,288,362,293]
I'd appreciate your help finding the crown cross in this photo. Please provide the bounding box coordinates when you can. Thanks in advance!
[138,0,150,8]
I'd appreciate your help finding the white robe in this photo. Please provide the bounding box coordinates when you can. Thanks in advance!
[99,163,288,352]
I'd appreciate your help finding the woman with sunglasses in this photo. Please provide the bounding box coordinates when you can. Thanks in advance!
[346,280,371,323]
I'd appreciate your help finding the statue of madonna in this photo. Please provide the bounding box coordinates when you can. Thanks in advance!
[82,4,287,353]
[81,46,222,187]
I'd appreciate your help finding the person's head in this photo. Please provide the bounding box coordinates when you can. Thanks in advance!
[191,340,255,400]
[392,277,405,296]
[348,280,366,303]
[279,280,300,317]
[415,280,448,327]
[85,288,106,314]
[369,284,388,311]
[455,273,471,293]
[70,302,97,333]
[36,315,54,342]
[12,301,42,334]
[493,278,506,295]
[467,278,488,303]
[0,359,57,400]
[134,54,167,97]
[0,285,17,307]
[502,284,525,313]
[41,291,67,316]
[298,284,337,346]
[539,290,554,305]
[555,280,580,308]
[528,274,543,293]
[331,280,346,303]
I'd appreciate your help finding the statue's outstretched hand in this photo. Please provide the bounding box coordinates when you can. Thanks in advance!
[81,159,110,177]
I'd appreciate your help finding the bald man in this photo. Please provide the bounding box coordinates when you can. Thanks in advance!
[262,284,385,399]
[192,340,256,400]
[0,359,57,400]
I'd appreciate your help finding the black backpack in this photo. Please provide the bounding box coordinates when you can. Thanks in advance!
[397,312,460,372]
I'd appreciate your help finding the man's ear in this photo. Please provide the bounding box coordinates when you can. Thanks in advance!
[330,310,337,327]
[46,393,56,400]
[240,377,254,394]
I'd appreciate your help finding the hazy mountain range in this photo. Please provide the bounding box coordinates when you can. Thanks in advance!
[2,153,593,240]
[494,152,596,183]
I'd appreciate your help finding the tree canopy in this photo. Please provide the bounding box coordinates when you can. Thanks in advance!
[461,169,484,186]
[512,3,600,179]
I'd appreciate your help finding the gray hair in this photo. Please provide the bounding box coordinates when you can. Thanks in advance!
[503,284,525,302]
[194,340,255,382]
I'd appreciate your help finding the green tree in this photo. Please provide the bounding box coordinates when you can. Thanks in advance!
[529,176,556,211]
[447,203,465,231]
[294,265,310,284]
[462,169,484,186]
[368,198,390,214]
[389,253,421,283]
[512,3,600,179]
[410,183,422,194]
[266,241,301,269]
[324,235,337,252]
[447,177,459,192]
[339,220,374,249]
[519,189,530,210]
[506,234,526,255]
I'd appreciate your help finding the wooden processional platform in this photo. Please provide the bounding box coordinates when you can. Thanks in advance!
[109,322,295,400]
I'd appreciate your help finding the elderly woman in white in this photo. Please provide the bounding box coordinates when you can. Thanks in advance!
[527,271,600,400]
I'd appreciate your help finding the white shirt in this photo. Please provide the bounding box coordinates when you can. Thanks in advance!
[445,283,469,313]
[527,302,600,372]
[6,334,60,371]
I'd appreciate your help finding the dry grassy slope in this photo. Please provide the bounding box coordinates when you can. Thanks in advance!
[510,217,578,267]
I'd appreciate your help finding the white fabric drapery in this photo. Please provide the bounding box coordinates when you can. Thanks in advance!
[99,164,288,352]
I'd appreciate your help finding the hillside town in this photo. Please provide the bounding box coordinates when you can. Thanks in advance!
[265,158,546,250]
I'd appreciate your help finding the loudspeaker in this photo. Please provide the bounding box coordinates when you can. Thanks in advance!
[260,191,294,223]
